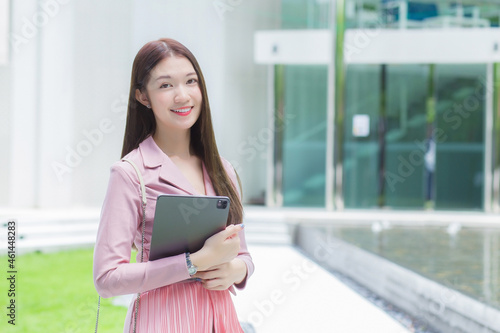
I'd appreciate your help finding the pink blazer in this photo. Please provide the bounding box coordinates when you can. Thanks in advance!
[93,136,254,298]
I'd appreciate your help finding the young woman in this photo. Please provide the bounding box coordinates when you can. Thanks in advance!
[93,38,254,332]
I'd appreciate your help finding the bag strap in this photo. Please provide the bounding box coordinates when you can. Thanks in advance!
[124,158,147,206]
[95,158,147,333]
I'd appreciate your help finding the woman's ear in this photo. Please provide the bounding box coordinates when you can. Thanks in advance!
[135,88,150,108]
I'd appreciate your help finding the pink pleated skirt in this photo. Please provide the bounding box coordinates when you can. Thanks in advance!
[124,280,244,333]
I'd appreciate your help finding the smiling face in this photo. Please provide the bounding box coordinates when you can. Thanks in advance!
[135,55,202,136]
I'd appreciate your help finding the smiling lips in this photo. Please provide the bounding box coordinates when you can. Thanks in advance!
[170,106,193,117]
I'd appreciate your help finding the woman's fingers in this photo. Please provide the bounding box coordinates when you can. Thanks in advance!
[193,268,218,280]
[194,224,244,270]
[195,262,238,290]
[220,224,244,240]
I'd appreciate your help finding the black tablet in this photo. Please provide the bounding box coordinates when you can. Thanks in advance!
[149,194,230,261]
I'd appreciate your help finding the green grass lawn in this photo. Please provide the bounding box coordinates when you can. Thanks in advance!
[0,248,129,332]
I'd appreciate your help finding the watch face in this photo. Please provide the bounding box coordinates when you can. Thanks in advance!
[188,266,197,275]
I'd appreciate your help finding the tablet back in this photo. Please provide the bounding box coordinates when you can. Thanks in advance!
[149,195,230,261]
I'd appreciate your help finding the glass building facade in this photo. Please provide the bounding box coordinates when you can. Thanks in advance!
[266,0,500,211]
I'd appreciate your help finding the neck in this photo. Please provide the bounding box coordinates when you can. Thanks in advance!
[153,128,192,159]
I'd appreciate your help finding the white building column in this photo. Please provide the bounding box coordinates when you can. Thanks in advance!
[37,0,74,208]
[9,0,40,208]
[9,0,74,208]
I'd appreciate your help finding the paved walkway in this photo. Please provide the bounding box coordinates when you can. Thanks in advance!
[0,207,439,331]
[233,244,411,333]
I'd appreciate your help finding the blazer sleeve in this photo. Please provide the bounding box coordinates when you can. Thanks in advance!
[222,159,255,290]
[93,163,191,298]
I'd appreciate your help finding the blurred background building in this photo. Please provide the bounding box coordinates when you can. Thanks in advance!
[1,0,500,213]
[2,1,500,332]
[256,0,500,213]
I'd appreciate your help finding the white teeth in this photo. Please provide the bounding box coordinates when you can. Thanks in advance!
[172,107,191,113]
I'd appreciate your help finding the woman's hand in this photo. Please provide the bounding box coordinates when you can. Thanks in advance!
[194,258,247,291]
[190,224,243,271]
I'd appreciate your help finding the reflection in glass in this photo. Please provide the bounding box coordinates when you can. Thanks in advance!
[325,224,500,310]
[434,64,486,210]
[345,0,499,29]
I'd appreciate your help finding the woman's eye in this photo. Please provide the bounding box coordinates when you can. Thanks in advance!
[187,78,198,85]
[160,83,172,88]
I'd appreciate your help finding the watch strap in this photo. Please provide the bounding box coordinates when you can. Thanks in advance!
[185,252,197,276]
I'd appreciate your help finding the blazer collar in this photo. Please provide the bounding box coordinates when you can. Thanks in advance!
[139,136,213,196]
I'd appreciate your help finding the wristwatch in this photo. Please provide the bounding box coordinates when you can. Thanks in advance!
[185,252,198,276]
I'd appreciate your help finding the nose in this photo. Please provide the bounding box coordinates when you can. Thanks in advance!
[174,85,189,104]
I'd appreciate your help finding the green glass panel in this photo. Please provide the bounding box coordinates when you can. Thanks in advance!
[384,65,429,208]
[343,65,380,208]
[281,0,331,29]
[434,64,486,210]
[282,65,327,207]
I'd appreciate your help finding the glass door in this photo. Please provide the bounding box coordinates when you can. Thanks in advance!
[277,65,328,207]
[343,63,486,210]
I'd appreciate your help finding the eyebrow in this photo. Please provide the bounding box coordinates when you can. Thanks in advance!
[155,72,197,81]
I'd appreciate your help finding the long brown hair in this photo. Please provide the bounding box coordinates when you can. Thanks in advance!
[121,38,243,225]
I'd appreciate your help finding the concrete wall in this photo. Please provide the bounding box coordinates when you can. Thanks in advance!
[0,64,10,206]
[2,0,280,209]
[215,0,281,204]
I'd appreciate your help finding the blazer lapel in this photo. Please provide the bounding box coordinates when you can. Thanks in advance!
[139,136,198,195]
[158,157,199,195]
